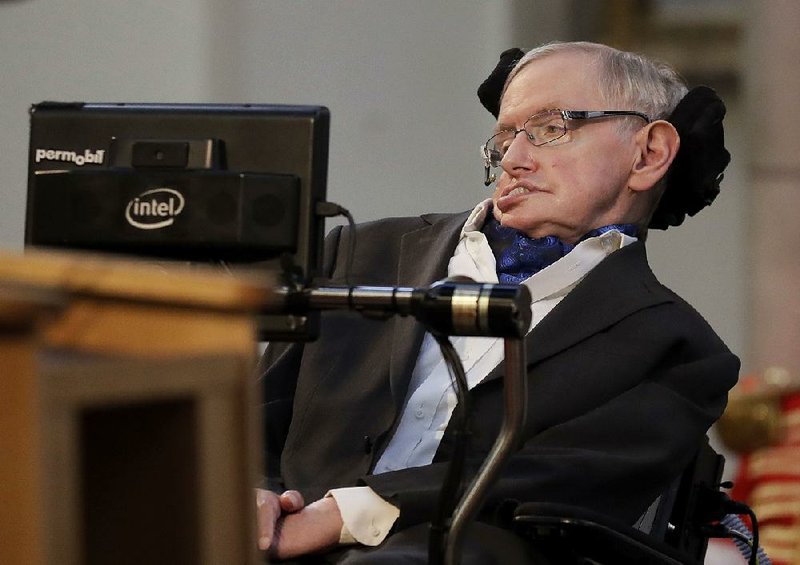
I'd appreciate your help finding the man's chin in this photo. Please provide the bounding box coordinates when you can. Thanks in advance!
[497,215,540,236]
[495,215,578,242]
[494,209,530,230]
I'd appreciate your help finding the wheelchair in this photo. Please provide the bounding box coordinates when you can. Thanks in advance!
[512,437,763,564]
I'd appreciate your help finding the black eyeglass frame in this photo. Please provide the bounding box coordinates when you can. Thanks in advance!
[481,109,651,169]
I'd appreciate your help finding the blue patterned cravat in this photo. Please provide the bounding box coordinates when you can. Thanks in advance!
[481,216,638,284]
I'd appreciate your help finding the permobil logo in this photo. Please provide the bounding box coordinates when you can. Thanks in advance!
[34,148,105,166]
[125,188,185,230]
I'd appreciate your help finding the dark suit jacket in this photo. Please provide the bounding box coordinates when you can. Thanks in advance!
[260,211,739,531]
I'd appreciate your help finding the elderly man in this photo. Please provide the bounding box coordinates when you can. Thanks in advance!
[256,41,739,563]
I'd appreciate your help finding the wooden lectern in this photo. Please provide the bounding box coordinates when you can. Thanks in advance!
[0,250,272,565]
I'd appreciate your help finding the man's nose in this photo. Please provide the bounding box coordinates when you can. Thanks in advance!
[501,132,539,174]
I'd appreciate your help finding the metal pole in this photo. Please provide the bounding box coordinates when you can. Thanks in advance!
[444,337,528,565]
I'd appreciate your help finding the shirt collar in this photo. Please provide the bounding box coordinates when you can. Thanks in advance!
[450,199,638,303]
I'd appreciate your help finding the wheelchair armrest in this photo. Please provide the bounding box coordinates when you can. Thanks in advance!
[513,502,702,565]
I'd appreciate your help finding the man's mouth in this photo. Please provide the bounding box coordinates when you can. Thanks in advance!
[495,182,542,213]
[498,179,541,199]
[506,186,531,197]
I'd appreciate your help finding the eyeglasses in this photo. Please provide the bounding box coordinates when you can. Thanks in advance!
[480,109,651,184]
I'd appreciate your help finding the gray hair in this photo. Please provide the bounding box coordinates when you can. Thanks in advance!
[505,41,688,121]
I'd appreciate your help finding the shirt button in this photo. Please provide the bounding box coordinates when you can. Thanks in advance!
[415,408,425,419]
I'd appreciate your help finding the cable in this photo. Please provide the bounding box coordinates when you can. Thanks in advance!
[744,507,761,565]
[720,513,770,565]
[428,332,471,565]
[316,201,356,286]
[699,488,770,565]
[722,500,761,565]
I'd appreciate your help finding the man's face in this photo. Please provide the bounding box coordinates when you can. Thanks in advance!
[491,51,641,243]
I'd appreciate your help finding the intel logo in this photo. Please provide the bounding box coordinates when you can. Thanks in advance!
[125,188,185,230]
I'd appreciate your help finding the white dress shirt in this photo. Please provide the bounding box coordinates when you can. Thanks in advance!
[328,199,637,545]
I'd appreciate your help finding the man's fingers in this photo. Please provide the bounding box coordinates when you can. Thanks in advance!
[269,497,344,561]
[255,489,280,550]
[253,488,304,552]
[279,489,305,513]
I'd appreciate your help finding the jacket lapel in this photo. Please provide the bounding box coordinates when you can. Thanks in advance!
[388,212,469,404]
[527,241,671,365]
[386,223,672,397]
[480,241,673,383]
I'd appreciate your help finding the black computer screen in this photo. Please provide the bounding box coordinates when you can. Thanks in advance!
[25,102,330,339]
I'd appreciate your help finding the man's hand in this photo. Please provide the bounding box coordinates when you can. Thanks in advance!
[269,496,344,560]
[255,489,305,551]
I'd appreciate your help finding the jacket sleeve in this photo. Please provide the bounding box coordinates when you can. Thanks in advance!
[363,335,739,531]
[258,224,345,490]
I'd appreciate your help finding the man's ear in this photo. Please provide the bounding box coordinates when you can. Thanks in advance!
[628,120,680,193]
